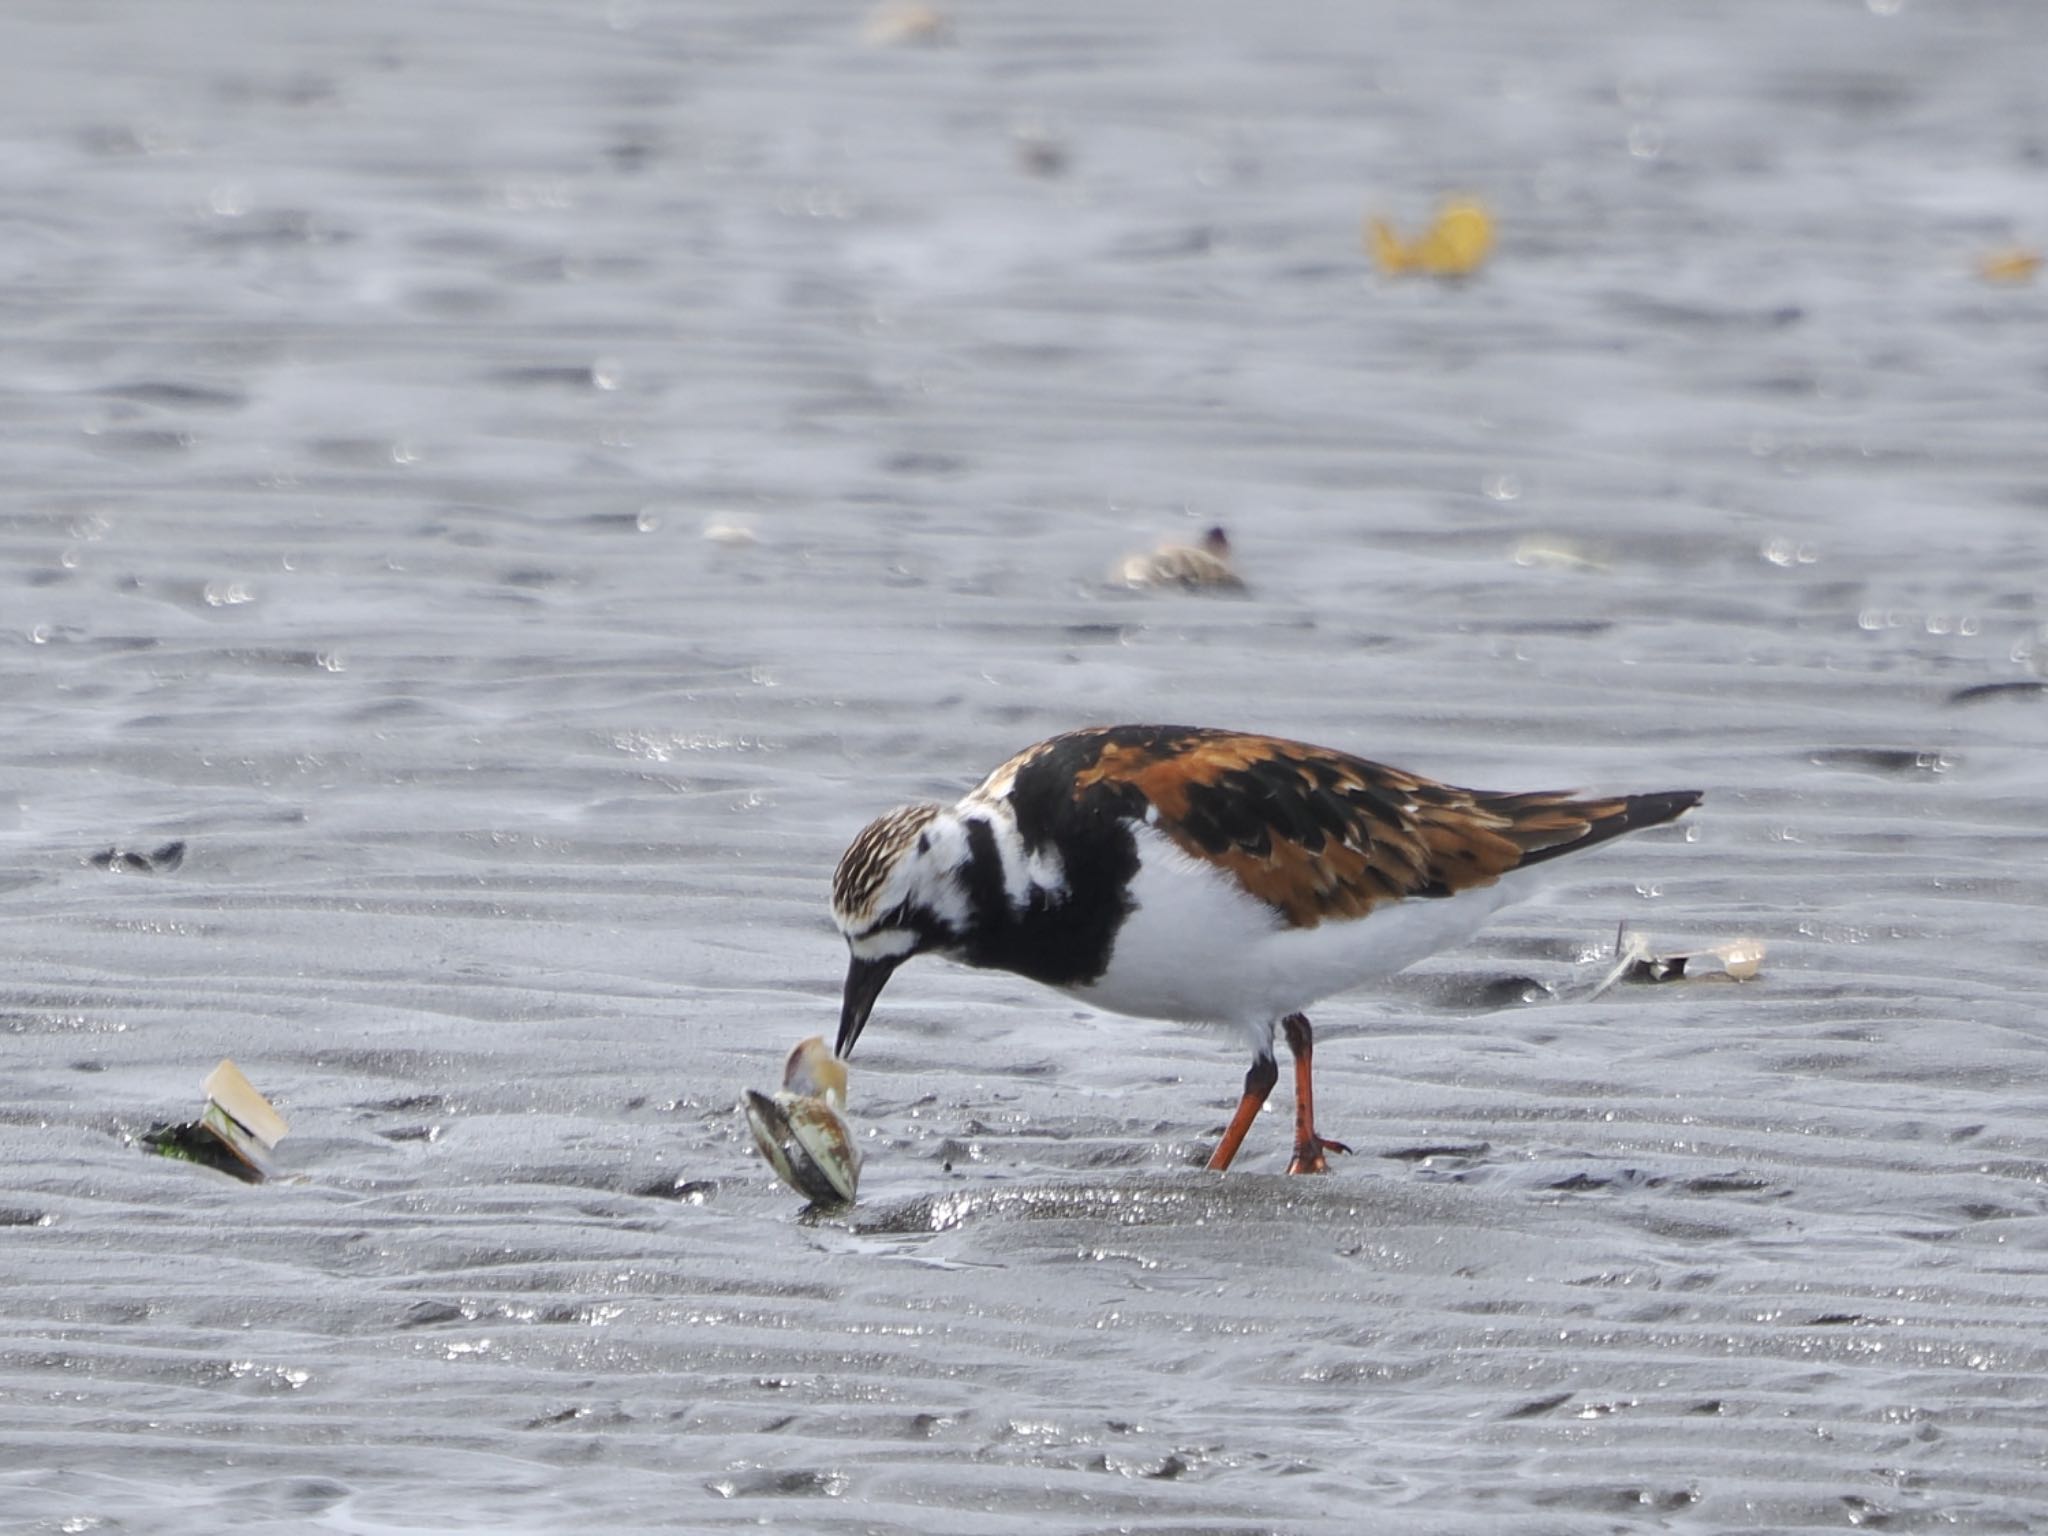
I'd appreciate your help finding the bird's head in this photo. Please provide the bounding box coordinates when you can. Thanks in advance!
[830,803,974,1057]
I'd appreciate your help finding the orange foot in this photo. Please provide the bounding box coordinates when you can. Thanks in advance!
[1286,1134,1353,1176]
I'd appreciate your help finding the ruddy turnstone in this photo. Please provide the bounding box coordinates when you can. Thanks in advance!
[832,725,1700,1174]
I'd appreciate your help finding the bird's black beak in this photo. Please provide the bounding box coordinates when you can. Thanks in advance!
[836,952,905,1059]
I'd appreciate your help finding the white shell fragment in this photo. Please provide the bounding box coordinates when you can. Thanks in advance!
[1511,536,1610,573]
[742,1036,861,1205]
[700,519,758,548]
[863,2,952,47]
[203,1059,290,1148]
[1709,938,1767,982]
[780,1035,847,1106]
[1113,527,1244,592]
[143,1058,290,1183]
[1591,925,1768,998]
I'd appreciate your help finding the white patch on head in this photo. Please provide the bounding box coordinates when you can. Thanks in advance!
[836,810,974,948]
[901,813,975,930]
[966,800,1066,910]
[835,797,1070,965]
[848,926,919,961]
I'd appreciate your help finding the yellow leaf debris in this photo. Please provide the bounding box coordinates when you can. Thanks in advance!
[1367,197,1495,278]
[1979,246,2042,284]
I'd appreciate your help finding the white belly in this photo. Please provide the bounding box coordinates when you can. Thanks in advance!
[1064,821,1528,1029]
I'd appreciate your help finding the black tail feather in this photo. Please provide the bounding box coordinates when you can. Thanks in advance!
[1511,788,1702,871]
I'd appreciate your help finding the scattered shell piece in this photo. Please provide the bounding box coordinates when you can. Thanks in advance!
[1949,680,2047,705]
[781,1034,847,1105]
[1591,924,1767,998]
[1367,196,1495,278]
[742,1036,861,1206]
[1511,537,1609,573]
[1978,246,2041,284]
[863,2,952,46]
[1713,939,1767,982]
[204,1059,290,1147]
[701,519,759,548]
[141,1058,289,1183]
[1114,527,1244,592]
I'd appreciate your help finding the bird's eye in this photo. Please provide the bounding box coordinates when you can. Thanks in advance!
[917,832,931,854]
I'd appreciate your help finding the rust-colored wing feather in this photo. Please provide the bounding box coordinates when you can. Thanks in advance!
[1038,726,1697,929]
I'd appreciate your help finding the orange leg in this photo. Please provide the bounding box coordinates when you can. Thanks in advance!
[1281,1013,1351,1175]
[1204,1051,1278,1172]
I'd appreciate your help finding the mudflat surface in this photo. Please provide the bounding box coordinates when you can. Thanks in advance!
[4,1,2047,1531]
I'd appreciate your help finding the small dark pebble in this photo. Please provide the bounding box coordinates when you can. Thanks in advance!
[1806,747,1952,775]
[524,1405,586,1428]
[1016,137,1070,177]
[1549,1172,1611,1192]
[87,839,186,874]
[1682,1174,1773,1196]
[1949,680,2047,704]
[1550,1168,1668,1193]
[490,364,607,390]
[397,1300,466,1328]
[1502,1390,1575,1420]
[361,1093,446,1114]
[1383,1142,1492,1163]
[1960,1201,2019,1221]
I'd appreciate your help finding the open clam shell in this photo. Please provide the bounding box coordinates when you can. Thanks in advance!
[743,1087,862,1206]
[781,1036,847,1107]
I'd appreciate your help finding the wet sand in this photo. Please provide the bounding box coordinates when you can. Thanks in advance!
[4,0,2047,1529]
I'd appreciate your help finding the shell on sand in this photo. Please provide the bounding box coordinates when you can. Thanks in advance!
[1113,526,1244,591]
[742,1036,862,1205]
